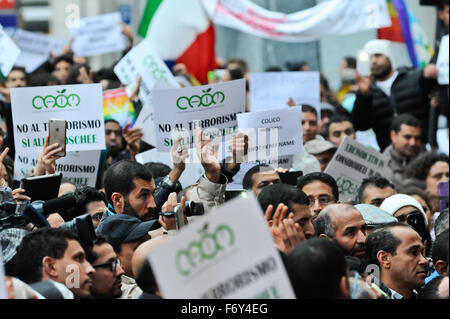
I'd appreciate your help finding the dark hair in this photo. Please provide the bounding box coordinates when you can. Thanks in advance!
[287,237,348,299]
[53,54,74,70]
[226,58,248,74]
[242,164,273,190]
[29,71,61,87]
[64,186,107,221]
[135,259,159,295]
[435,208,449,237]
[302,104,317,116]
[8,66,28,84]
[265,66,282,72]
[325,114,354,139]
[365,223,412,266]
[229,68,244,80]
[404,152,449,181]
[285,61,309,71]
[432,229,449,265]
[14,228,78,284]
[314,210,336,237]
[358,176,396,203]
[418,276,447,299]
[86,235,109,264]
[345,256,366,274]
[297,172,339,202]
[66,63,98,84]
[1,154,14,187]
[344,57,357,69]
[144,162,171,179]
[103,160,153,205]
[391,114,422,133]
[257,183,310,219]
[438,0,449,10]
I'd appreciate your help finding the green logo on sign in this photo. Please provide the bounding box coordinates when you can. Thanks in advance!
[176,88,225,111]
[32,89,81,110]
[175,223,234,276]
[143,55,168,82]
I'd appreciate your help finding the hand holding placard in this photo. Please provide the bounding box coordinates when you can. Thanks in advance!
[123,122,143,160]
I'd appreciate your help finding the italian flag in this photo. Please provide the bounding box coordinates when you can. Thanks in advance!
[138,0,217,84]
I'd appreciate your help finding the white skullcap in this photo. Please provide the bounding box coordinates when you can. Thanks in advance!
[379,194,428,227]
[363,39,395,68]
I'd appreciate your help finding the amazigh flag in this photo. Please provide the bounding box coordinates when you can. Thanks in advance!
[378,0,433,68]
[103,88,137,128]
[138,0,217,84]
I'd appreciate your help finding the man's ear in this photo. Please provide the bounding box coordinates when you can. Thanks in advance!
[319,233,330,239]
[42,256,58,279]
[111,192,124,214]
[435,260,448,276]
[377,250,391,269]
[390,130,396,141]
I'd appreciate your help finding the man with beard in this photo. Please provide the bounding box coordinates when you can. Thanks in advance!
[314,204,367,258]
[351,39,438,151]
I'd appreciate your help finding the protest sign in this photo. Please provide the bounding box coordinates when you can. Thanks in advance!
[70,12,127,57]
[0,24,20,80]
[152,79,246,152]
[0,247,6,299]
[437,34,449,85]
[113,37,180,104]
[10,83,105,153]
[14,150,101,187]
[324,136,389,201]
[11,29,66,73]
[103,88,136,128]
[135,148,204,188]
[237,107,302,160]
[249,72,320,114]
[148,194,296,299]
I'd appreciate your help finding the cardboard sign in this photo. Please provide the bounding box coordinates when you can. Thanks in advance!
[113,37,180,104]
[152,79,246,152]
[11,29,66,73]
[14,150,101,187]
[10,83,105,153]
[70,12,127,57]
[437,34,449,85]
[103,88,136,128]
[148,194,296,299]
[249,72,320,116]
[135,148,204,188]
[0,25,20,80]
[237,107,302,160]
[324,136,389,201]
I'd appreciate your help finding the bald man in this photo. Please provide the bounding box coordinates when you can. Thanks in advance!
[314,204,367,257]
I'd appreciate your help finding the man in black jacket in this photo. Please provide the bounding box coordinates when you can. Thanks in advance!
[351,39,438,151]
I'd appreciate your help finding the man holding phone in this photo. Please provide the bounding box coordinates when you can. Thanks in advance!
[351,39,439,151]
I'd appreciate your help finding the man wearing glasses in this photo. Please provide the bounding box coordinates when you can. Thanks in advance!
[297,172,339,223]
[89,235,125,299]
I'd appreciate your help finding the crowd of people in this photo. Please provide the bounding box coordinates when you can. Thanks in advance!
[0,1,448,300]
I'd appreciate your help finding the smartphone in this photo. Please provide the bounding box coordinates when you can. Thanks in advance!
[48,119,67,157]
[357,50,371,77]
[279,171,303,186]
[174,204,185,230]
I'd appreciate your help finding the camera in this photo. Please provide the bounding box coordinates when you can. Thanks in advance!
[60,214,96,247]
[184,201,205,217]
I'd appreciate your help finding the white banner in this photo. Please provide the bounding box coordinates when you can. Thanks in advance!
[148,194,296,299]
[249,72,320,114]
[0,25,20,80]
[70,12,127,57]
[135,148,204,188]
[324,136,389,202]
[201,0,391,42]
[113,37,180,104]
[10,83,105,153]
[11,29,67,73]
[14,150,101,187]
[152,79,246,152]
[237,107,302,160]
[437,34,449,85]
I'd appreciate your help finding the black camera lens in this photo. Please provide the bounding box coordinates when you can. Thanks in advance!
[184,201,205,216]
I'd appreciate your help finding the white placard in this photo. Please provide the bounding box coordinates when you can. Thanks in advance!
[12,29,67,73]
[237,107,302,160]
[148,194,296,299]
[113,37,180,105]
[0,25,21,80]
[70,12,127,57]
[0,247,7,299]
[437,34,449,85]
[324,136,389,201]
[249,72,320,115]
[14,150,101,187]
[135,148,204,188]
[10,83,105,153]
[152,79,246,152]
